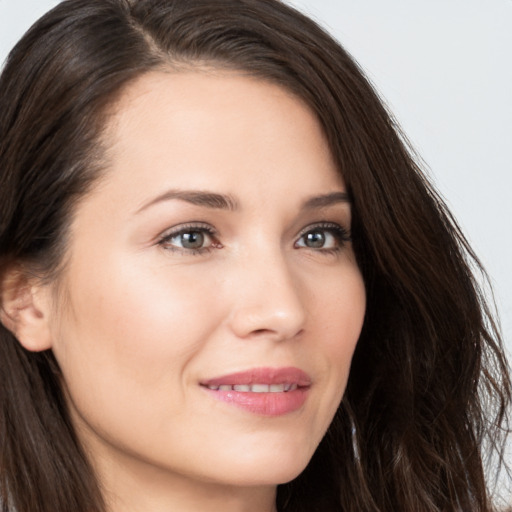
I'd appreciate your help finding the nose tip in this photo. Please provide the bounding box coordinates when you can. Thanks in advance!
[228,266,307,342]
[230,305,305,342]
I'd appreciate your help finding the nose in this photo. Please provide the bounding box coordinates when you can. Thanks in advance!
[227,251,307,342]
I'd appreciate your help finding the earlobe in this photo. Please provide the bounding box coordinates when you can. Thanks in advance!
[0,268,53,352]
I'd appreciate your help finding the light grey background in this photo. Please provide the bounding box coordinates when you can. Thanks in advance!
[1,0,511,498]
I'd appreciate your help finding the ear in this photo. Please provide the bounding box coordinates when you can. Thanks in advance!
[0,267,53,352]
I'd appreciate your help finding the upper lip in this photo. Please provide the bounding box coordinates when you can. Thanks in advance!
[200,366,312,387]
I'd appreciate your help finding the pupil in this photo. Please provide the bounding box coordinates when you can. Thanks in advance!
[306,231,325,248]
[181,231,204,249]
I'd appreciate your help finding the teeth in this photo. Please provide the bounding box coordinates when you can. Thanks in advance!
[206,383,297,392]
[251,384,269,393]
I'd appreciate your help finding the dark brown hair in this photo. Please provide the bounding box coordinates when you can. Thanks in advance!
[0,1,510,511]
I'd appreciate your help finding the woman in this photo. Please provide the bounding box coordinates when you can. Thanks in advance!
[0,1,509,511]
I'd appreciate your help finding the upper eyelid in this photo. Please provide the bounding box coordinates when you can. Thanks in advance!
[159,222,217,238]
[297,221,351,238]
[159,220,348,234]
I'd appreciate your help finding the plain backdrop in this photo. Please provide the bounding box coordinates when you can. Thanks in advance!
[1,0,511,497]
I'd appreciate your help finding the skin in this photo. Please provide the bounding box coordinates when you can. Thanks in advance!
[27,71,366,511]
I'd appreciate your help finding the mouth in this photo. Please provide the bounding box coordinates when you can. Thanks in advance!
[200,367,311,416]
[204,383,299,393]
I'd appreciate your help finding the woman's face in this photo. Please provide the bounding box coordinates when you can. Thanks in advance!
[46,71,366,496]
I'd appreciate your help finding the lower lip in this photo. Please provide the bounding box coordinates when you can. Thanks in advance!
[201,387,309,416]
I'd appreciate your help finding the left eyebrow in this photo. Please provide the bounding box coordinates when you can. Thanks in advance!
[301,191,350,210]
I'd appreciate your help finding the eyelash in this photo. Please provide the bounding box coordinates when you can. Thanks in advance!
[157,222,351,256]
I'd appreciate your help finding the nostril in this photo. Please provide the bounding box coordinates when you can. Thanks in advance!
[245,327,304,342]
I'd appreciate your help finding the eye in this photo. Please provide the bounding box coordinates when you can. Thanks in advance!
[295,223,350,252]
[158,224,220,254]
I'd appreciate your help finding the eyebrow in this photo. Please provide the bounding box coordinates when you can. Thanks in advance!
[136,189,239,213]
[301,191,350,209]
[135,189,350,214]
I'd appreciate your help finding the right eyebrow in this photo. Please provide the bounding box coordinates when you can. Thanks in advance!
[135,189,239,214]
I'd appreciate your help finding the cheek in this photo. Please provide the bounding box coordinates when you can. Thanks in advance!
[315,262,366,349]
[313,266,366,403]
[51,254,224,421]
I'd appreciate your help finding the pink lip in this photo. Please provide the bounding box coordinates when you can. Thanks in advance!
[200,367,311,417]
[202,367,311,387]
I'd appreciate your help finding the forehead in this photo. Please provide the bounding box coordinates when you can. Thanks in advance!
[94,70,344,213]
[108,70,331,153]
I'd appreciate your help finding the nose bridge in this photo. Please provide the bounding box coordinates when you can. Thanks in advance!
[227,244,307,341]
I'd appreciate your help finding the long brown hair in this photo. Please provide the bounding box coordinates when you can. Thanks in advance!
[0,1,510,511]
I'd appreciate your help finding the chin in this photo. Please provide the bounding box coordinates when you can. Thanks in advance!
[200,442,315,487]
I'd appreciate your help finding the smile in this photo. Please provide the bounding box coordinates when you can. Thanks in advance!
[200,367,311,416]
